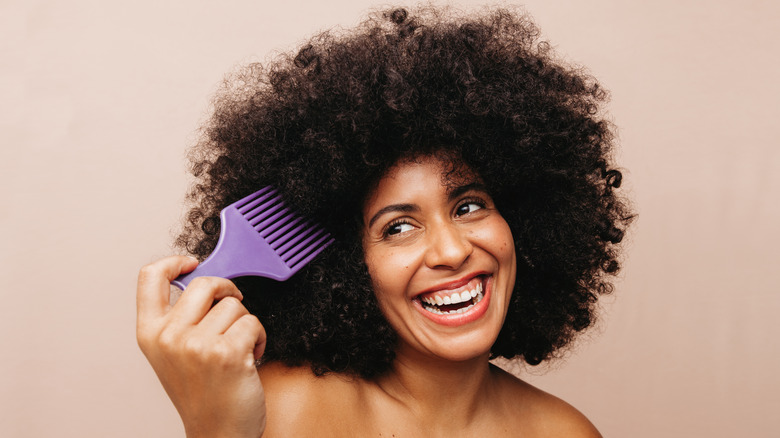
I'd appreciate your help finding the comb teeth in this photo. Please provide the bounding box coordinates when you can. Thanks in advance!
[171,185,334,288]
[235,186,275,209]
[235,187,333,269]
[275,222,333,269]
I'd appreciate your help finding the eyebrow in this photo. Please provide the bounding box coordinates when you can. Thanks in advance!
[447,182,488,201]
[367,203,419,229]
[366,182,489,229]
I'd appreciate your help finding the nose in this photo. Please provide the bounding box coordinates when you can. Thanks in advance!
[423,221,473,270]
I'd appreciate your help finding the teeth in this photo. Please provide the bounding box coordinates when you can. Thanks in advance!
[420,288,485,315]
[418,280,486,315]
[421,283,483,307]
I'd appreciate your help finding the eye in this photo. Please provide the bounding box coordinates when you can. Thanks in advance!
[455,199,485,217]
[384,220,415,237]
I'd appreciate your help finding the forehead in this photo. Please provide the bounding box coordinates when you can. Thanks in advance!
[394,154,478,185]
[363,156,481,210]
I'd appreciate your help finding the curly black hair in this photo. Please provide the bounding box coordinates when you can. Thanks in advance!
[176,5,632,379]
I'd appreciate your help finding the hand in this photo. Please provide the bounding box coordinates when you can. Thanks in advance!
[136,256,267,438]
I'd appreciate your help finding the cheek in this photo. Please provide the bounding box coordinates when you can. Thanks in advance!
[476,217,515,256]
[476,217,517,288]
[367,245,416,274]
[495,221,518,288]
[365,248,410,299]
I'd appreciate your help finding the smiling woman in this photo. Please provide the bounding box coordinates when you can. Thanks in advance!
[362,156,517,363]
[136,5,632,437]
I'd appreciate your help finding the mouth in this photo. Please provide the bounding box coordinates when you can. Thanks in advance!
[418,280,484,315]
[413,275,491,326]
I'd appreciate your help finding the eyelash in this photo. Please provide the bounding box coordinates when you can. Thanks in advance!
[455,197,487,216]
[380,197,488,238]
[382,218,413,238]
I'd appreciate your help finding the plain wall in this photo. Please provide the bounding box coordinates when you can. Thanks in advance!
[1,0,778,436]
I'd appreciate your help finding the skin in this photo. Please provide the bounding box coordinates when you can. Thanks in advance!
[136,156,602,438]
[361,157,517,365]
[136,259,267,438]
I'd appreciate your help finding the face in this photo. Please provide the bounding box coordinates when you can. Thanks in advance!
[362,156,516,363]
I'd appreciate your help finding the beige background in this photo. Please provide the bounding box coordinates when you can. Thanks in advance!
[2,0,778,436]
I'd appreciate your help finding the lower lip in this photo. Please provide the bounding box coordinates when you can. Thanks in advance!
[413,277,492,327]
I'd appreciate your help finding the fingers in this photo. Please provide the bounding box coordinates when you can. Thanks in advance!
[199,296,249,334]
[137,256,199,321]
[168,276,244,326]
[137,257,264,371]
[224,313,267,361]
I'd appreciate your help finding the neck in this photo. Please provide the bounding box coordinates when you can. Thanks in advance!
[373,345,498,427]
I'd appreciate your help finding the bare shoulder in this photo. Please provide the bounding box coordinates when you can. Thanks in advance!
[258,361,361,438]
[492,365,603,438]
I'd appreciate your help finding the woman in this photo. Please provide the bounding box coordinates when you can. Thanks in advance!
[137,6,631,437]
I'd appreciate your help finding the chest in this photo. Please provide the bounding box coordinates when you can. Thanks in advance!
[312,395,531,438]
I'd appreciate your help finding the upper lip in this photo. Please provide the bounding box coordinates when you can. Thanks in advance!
[414,272,489,297]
